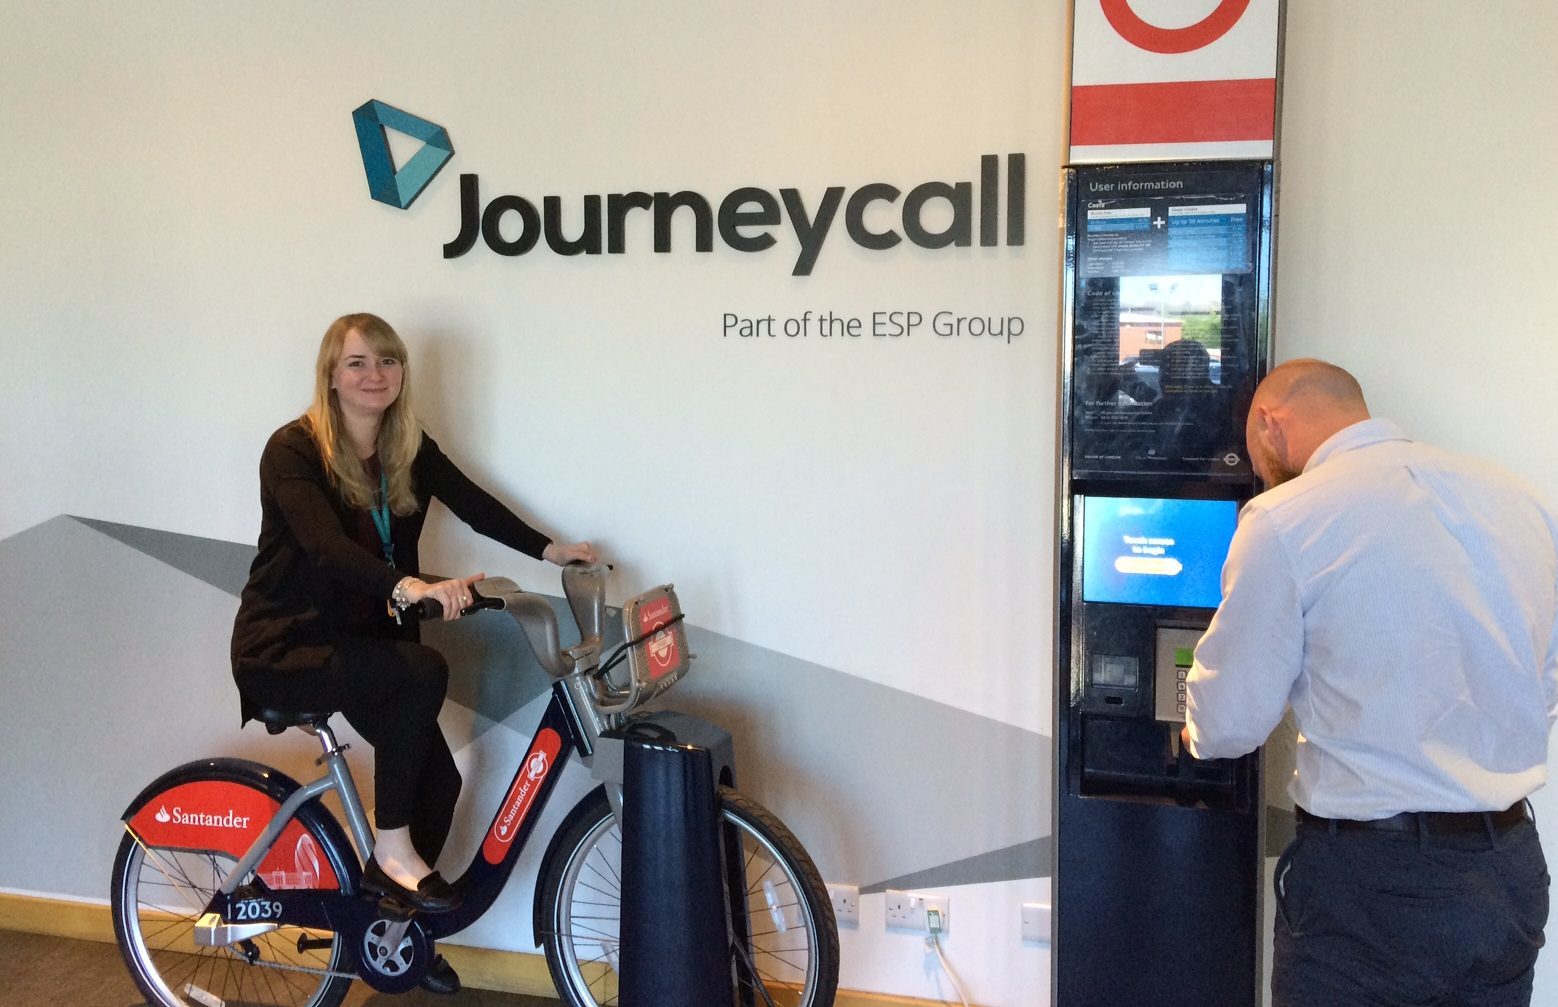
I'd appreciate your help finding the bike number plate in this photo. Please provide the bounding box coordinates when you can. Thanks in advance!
[126,780,340,889]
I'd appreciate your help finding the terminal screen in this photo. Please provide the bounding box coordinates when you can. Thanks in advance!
[1069,161,1265,481]
[1081,496,1238,609]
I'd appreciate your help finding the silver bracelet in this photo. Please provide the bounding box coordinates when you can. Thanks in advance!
[391,576,415,610]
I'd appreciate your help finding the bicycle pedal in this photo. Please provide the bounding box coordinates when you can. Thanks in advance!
[375,895,417,922]
[193,911,279,948]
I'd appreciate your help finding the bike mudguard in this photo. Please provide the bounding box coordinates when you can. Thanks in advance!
[120,757,356,891]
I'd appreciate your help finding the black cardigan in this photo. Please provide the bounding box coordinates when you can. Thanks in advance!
[231,420,550,677]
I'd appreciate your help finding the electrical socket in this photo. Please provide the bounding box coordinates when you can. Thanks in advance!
[827,883,859,925]
[1021,901,1052,943]
[884,889,950,935]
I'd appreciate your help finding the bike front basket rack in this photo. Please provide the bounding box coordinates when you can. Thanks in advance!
[615,584,691,710]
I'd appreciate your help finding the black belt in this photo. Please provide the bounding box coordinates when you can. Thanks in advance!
[1295,803,1530,835]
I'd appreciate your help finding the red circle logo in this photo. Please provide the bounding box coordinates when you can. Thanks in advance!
[1099,0,1252,54]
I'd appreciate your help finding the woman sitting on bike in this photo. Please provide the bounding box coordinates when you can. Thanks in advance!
[230,312,595,942]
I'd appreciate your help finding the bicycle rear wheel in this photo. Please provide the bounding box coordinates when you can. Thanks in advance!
[111,803,354,1007]
[537,785,839,1007]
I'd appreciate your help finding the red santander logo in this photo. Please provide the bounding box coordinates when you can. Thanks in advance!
[482,729,563,864]
[638,597,680,678]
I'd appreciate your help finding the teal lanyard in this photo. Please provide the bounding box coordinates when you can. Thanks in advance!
[370,470,395,567]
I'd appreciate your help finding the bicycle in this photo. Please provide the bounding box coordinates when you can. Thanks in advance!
[110,562,840,1007]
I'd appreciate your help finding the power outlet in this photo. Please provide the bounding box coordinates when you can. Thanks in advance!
[827,883,859,925]
[1021,901,1052,943]
[884,889,950,935]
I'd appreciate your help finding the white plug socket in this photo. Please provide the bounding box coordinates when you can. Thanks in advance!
[884,889,950,934]
[826,883,859,925]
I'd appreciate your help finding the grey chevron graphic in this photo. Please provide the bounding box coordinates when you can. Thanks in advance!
[8,513,1210,891]
[72,516,256,596]
[865,837,1051,893]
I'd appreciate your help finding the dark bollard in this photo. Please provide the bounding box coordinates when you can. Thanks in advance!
[618,725,734,1007]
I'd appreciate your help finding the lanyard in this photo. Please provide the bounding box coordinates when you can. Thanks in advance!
[370,470,395,568]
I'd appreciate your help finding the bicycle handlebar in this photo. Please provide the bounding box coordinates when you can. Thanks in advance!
[410,583,505,622]
[421,564,613,680]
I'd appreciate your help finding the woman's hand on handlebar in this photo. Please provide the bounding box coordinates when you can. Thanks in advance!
[402,573,486,622]
[543,541,598,566]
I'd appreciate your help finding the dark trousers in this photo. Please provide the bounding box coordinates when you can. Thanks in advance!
[1273,814,1549,1006]
[237,638,461,866]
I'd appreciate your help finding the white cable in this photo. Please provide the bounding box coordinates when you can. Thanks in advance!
[925,929,973,1007]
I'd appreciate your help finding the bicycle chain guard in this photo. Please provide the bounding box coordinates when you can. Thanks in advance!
[354,915,432,994]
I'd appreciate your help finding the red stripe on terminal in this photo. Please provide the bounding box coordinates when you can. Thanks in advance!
[1070,78,1276,145]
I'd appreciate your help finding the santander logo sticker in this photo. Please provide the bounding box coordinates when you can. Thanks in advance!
[482,728,563,864]
[152,805,253,829]
[638,597,679,679]
[127,781,339,889]
[129,782,275,853]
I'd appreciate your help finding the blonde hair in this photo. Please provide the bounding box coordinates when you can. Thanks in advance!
[302,313,422,515]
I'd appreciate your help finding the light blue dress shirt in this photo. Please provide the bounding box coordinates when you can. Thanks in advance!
[1184,418,1558,819]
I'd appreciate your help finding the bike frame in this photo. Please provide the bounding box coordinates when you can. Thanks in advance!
[114,568,815,1007]
[193,670,618,942]
[121,567,735,987]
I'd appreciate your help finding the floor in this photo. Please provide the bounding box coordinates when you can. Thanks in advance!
[0,928,560,1007]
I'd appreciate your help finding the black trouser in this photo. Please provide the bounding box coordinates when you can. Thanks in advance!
[237,638,461,866]
[1274,811,1549,1006]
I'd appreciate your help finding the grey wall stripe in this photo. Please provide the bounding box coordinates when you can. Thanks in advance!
[864,837,1051,894]
[71,516,255,596]
[8,515,1069,889]
[3,512,1300,902]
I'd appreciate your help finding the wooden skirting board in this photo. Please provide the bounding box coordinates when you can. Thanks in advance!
[0,892,965,1007]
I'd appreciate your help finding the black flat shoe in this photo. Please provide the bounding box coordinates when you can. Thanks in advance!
[420,953,461,995]
[360,858,463,914]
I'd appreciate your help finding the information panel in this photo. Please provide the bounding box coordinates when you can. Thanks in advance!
[1070,163,1267,481]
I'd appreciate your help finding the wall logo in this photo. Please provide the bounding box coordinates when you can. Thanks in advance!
[351,101,1025,275]
[352,99,455,210]
[1099,0,1251,54]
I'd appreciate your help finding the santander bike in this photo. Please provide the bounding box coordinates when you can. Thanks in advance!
[110,563,839,1007]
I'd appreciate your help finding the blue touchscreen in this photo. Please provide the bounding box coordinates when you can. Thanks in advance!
[1082,497,1238,609]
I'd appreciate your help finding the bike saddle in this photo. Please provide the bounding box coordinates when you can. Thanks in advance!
[253,707,334,736]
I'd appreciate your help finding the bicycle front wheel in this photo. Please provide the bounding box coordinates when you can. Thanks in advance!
[537,785,839,1007]
[111,813,353,1007]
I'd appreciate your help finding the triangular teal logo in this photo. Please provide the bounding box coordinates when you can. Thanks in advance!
[352,99,455,210]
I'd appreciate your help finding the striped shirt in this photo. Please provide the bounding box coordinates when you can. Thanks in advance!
[1184,418,1558,820]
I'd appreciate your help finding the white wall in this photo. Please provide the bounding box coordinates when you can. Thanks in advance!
[2,2,1556,1005]
[0,0,1061,734]
[1277,1,1558,1003]
[2,3,1060,1004]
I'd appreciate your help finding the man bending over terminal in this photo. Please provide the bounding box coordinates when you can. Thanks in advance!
[1182,358,1558,1006]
